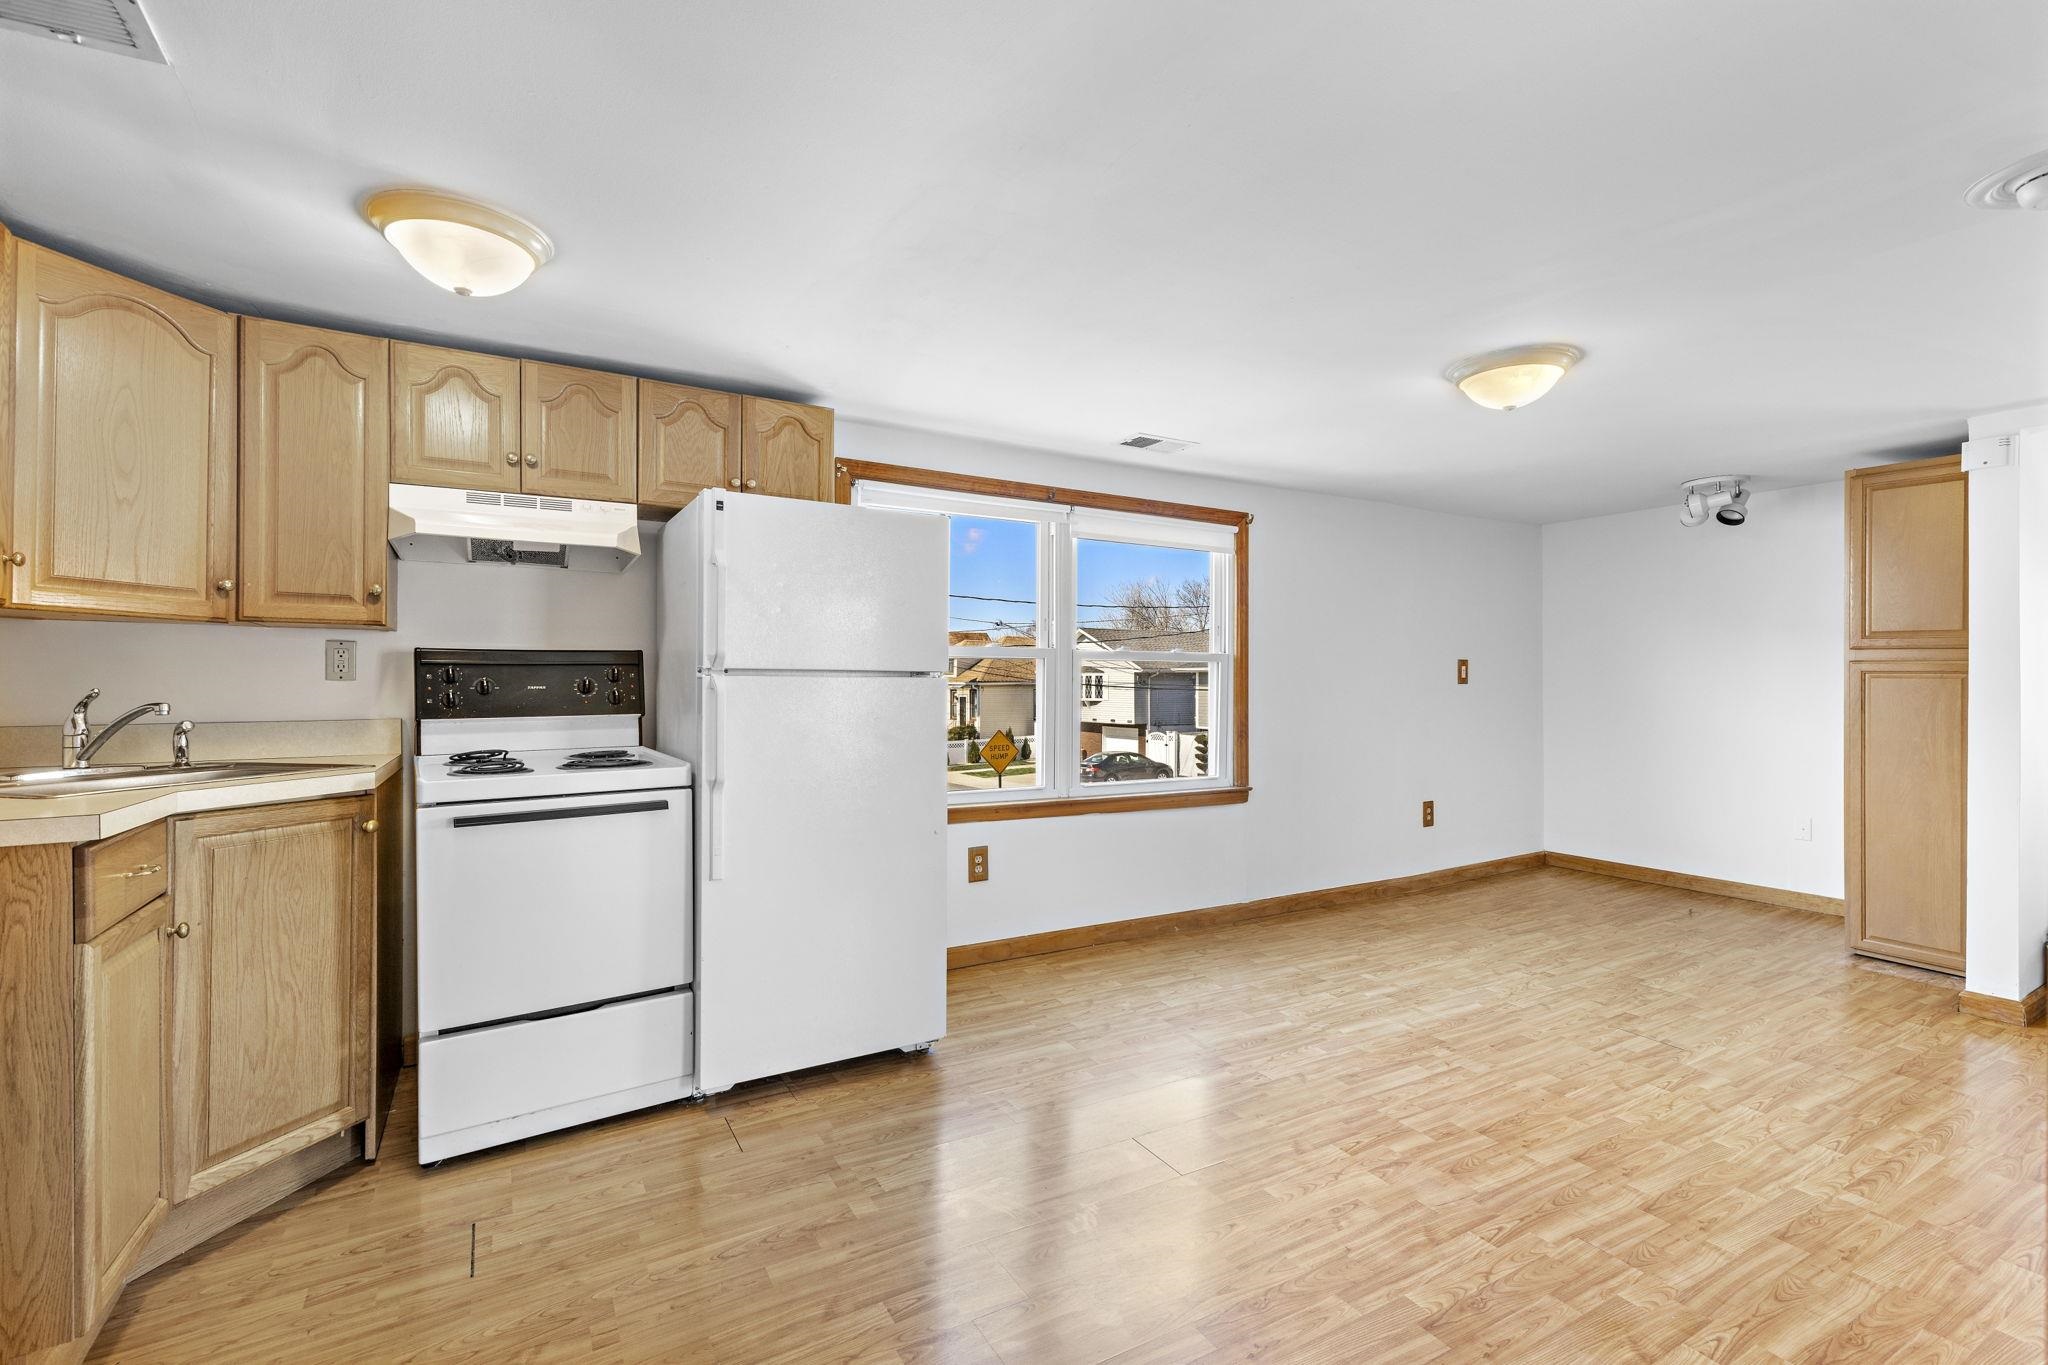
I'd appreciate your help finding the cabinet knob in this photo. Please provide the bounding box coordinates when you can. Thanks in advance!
[524,454,539,468]
[361,818,380,833]
[505,452,520,466]
[745,479,758,489]
[168,921,191,939]
[367,583,384,601]
[216,579,234,594]
[729,477,741,488]
[4,550,22,566]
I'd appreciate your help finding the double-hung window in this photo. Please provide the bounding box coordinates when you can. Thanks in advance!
[847,463,1249,819]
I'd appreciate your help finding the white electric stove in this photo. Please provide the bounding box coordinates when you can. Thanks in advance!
[412,648,695,1164]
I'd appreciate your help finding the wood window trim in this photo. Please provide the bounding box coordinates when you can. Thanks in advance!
[834,458,1251,823]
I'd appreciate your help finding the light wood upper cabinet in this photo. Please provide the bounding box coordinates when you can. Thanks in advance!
[741,397,834,501]
[5,241,237,619]
[74,896,171,1327]
[522,361,637,501]
[168,797,371,1203]
[639,381,739,509]
[239,320,391,627]
[390,342,523,494]
[1847,457,1967,652]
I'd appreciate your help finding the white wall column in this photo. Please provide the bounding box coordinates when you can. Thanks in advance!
[1963,404,2048,1005]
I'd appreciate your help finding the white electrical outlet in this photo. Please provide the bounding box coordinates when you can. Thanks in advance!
[326,638,357,682]
[1792,817,1812,842]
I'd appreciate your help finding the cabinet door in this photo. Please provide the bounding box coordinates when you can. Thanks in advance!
[168,798,371,1202]
[75,896,171,1324]
[1846,456,1967,652]
[521,361,637,501]
[1846,658,1967,974]
[390,343,523,493]
[741,397,833,501]
[239,320,391,626]
[7,244,237,619]
[638,381,739,510]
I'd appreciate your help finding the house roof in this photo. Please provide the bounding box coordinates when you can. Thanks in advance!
[1076,627,1210,652]
[949,631,1037,647]
[949,656,1036,684]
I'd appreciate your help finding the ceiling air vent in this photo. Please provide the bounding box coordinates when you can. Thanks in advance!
[0,0,166,61]
[1119,433,1198,456]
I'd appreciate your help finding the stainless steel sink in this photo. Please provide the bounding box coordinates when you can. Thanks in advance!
[0,761,351,798]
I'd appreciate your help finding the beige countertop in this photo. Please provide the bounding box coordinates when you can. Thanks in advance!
[0,719,404,847]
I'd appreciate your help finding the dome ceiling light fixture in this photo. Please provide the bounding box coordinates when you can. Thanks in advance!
[1964,150,2048,210]
[361,188,554,297]
[1444,343,1584,411]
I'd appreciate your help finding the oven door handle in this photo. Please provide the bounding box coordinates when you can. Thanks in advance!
[450,799,670,829]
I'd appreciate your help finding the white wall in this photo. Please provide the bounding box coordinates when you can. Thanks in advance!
[1541,482,1843,899]
[837,421,1546,947]
[1964,405,2048,1004]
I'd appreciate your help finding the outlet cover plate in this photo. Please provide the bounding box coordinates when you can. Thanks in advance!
[967,845,989,883]
[326,638,356,682]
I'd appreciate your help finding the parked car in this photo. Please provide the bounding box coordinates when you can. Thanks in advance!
[1079,751,1175,782]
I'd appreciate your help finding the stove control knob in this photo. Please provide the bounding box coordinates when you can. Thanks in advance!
[607,665,623,683]
[474,677,496,697]
[441,665,460,684]
[441,688,461,710]
[574,676,597,697]
[608,687,624,706]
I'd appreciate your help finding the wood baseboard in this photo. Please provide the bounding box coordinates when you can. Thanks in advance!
[1957,985,2048,1028]
[946,852,1546,969]
[1543,852,1845,917]
[130,1127,359,1282]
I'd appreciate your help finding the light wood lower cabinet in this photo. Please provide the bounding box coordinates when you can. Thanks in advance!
[167,797,373,1202]
[1845,657,1968,974]
[74,896,171,1328]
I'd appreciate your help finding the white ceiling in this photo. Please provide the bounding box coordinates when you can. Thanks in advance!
[3,1,2044,522]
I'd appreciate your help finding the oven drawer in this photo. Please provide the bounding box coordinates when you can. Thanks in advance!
[416,787,692,1033]
[419,989,692,1139]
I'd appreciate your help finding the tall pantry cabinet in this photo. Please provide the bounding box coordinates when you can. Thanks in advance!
[1844,455,1968,974]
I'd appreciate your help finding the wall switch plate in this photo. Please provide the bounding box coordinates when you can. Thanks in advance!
[1792,817,1812,842]
[967,846,989,883]
[1422,800,1435,828]
[326,638,356,682]
[1456,659,1469,685]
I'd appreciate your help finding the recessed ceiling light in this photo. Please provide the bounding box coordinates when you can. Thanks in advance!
[361,188,554,297]
[1964,150,2048,210]
[1444,343,1583,411]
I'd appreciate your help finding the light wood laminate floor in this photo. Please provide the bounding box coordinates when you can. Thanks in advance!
[96,868,2047,1362]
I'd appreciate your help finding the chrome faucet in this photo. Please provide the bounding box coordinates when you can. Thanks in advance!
[63,690,171,769]
[172,720,194,768]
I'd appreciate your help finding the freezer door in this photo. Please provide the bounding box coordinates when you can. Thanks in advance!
[705,493,946,673]
[697,672,946,1092]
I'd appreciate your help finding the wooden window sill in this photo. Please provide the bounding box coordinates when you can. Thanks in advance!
[948,786,1250,823]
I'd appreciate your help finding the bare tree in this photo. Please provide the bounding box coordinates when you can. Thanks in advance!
[1098,578,1210,633]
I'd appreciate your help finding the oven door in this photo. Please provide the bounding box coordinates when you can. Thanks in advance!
[416,787,692,1034]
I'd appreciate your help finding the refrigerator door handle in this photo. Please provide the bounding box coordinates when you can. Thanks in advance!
[707,502,729,671]
[705,674,726,881]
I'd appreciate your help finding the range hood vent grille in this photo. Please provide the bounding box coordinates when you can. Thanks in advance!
[0,0,166,61]
[465,490,573,513]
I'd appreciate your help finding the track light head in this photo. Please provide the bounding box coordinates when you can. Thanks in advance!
[1678,476,1752,529]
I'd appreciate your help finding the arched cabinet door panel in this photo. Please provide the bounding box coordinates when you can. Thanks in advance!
[521,361,637,502]
[5,241,237,619]
[389,342,523,494]
[240,320,390,626]
[741,396,833,501]
[639,380,739,510]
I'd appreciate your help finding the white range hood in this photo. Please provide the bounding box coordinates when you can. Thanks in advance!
[388,484,640,573]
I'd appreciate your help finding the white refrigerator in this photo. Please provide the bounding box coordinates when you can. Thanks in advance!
[657,491,948,1094]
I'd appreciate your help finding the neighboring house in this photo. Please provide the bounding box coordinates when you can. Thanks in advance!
[1076,627,1210,771]
[947,632,1036,743]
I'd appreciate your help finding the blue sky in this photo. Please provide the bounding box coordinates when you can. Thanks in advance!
[947,516,1208,636]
